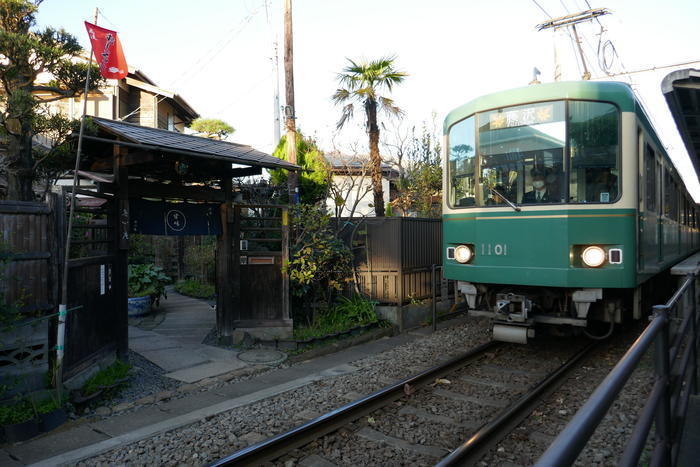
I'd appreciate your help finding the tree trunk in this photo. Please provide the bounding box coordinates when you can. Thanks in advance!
[5,121,36,201]
[367,99,384,217]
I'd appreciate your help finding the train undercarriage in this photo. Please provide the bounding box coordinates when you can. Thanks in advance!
[457,276,675,344]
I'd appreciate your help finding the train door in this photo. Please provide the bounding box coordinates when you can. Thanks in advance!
[640,140,661,272]
[657,159,663,263]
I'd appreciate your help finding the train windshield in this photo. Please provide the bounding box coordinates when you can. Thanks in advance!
[447,100,619,208]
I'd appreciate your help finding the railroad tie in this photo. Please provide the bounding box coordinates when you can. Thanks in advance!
[355,427,449,458]
[398,405,478,429]
[459,375,528,391]
[432,388,508,408]
[298,453,339,467]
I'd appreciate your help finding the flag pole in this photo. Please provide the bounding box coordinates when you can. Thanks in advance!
[57,7,99,399]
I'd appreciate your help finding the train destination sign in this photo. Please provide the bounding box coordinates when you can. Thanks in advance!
[489,104,554,129]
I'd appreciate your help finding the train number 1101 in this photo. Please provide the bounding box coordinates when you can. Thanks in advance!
[480,243,508,256]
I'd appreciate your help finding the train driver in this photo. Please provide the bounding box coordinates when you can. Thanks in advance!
[522,169,553,203]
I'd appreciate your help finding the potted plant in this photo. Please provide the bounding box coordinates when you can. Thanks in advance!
[34,394,67,433]
[0,399,39,443]
[128,264,171,317]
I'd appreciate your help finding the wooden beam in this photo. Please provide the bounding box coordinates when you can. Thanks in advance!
[128,180,225,201]
[90,151,156,171]
[231,166,262,177]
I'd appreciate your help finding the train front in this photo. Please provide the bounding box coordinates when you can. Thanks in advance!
[443,85,637,343]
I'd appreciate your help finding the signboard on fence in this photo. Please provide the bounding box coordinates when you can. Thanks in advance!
[129,199,221,236]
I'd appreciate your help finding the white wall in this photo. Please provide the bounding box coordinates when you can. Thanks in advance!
[327,175,391,217]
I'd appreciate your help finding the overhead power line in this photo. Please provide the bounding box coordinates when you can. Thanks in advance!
[590,59,700,79]
[531,0,552,18]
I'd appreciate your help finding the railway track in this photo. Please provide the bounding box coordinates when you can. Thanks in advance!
[210,338,598,466]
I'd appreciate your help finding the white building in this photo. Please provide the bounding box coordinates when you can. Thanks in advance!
[324,154,398,217]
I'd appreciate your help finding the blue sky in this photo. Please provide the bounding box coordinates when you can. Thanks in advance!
[37,0,700,197]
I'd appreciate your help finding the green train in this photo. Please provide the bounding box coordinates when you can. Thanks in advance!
[442,81,700,343]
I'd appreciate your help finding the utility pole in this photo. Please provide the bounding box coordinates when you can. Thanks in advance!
[284,0,298,203]
[537,8,610,81]
[265,0,281,145]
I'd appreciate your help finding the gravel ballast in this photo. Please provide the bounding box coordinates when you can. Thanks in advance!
[80,319,655,466]
[80,317,492,465]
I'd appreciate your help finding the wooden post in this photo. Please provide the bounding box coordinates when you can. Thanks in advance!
[232,205,241,321]
[216,176,234,340]
[114,143,129,359]
[284,0,298,203]
[281,206,290,320]
[397,217,404,331]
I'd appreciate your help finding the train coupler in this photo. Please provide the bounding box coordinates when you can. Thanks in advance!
[495,293,532,323]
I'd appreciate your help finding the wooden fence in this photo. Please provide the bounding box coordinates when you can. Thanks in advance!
[0,198,59,395]
[339,217,443,305]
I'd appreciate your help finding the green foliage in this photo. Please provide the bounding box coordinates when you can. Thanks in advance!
[34,397,62,415]
[393,121,443,217]
[0,0,104,200]
[127,234,155,265]
[332,56,408,130]
[0,398,35,425]
[174,279,215,300]
[333,295,378,325]
[286,204,353,308]
[189,118,235,140]
[127,264,171,304]
[269,132,329,205]
[293,295,378,340]
[183,239,215,283]
[82,359,131,396]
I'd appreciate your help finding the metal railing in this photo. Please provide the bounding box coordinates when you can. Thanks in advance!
[536,273,699,467]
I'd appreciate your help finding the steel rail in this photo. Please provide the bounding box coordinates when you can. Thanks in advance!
[437,340,599,467]
[208,340,501,467]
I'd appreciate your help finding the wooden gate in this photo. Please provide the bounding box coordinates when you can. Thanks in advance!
[229,204,291,335]
[61,187,125,379]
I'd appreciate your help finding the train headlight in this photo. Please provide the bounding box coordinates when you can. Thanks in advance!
[582,246,606,268]
[454,245,473,264]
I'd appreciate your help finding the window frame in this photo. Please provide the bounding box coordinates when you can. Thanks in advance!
[446,98,622,209]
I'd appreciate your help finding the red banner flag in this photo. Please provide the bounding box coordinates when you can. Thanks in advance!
[84,22,128,80]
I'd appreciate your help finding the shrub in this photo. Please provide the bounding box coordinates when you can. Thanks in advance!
[286,204,353,316]
[82,359,131,396]
[0,399,35,425]
[293,294,378,340]
[128,264,171,305]
[175,279,215,300]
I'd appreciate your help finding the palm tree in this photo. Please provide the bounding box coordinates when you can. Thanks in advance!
[332,57,407,217]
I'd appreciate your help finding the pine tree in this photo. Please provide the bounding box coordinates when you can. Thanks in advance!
[0,0,102,200]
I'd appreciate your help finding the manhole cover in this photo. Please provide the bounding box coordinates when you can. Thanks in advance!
[238,349,287,365]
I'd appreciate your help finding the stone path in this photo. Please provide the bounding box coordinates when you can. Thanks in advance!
[128,290,248,383]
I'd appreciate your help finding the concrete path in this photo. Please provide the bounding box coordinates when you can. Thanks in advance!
[129,291,248,383]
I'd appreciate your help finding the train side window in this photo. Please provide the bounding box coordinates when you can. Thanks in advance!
[447,116,476,207]
[568,101,619,203]
[663,170,674,219]
[644,144,656,211]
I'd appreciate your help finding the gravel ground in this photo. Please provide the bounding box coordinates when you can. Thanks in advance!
[79,319,654,466]
[80,316,493,465]
[73,351,183,417]
[111,351,182,405]
[478,323,654,466]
